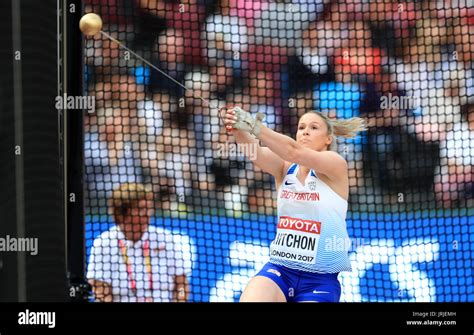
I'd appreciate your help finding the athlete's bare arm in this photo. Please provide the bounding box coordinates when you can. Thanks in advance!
[256,126,348,182]
[222,108,346,182]
[231,129,286,183]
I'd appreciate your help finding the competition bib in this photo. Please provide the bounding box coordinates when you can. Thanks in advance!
[270,216,321,264]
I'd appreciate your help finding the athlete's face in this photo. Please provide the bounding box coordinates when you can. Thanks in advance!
[296,113,333,152]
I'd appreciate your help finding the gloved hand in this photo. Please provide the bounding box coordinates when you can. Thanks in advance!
[225,106,265,136]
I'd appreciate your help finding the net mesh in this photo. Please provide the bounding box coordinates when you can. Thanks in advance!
[83,0,473,302]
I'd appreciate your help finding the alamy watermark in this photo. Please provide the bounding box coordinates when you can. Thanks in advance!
[55,94,95,113]
[0,235,38,256]
[18,309,55,329]
[324,235,367,252]
[380,93,420,110]
[215,142,258,161]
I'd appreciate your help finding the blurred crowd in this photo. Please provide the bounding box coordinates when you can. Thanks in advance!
[84,0,473,214]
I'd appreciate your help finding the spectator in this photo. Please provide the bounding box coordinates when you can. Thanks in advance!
[151,127,197,211]
[182,69,224,151]
[209,60,236,94]
[136,90,179,206]
[364,108,440,195]
[448,17,474,103]
[254,0,329,50]
[368,1,420,39]
[137,0,207,66]
[288,90,315,120]
[183,69,216,107]
[85,72,164,211]
[85,0,133,25]
[247,179,277,215]
[84,105,145,211]
[87,183,191,302]
[299,19,373,76]
[201,2,249,65]
[225,71,282,130]
[388,15,472,117]
[90,74,146,110]
[201,1,250,90]
[423,0,472,21]
[434,103,474,207]
[137,89,176,141]
[85,22,137,75]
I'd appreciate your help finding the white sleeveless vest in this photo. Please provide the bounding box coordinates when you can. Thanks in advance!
[269,163,352,273]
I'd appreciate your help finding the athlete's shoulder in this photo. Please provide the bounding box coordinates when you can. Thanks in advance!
[321,151,348,170]
[323,150,347,161]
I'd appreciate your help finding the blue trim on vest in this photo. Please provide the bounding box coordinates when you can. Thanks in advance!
[287,163,297,175]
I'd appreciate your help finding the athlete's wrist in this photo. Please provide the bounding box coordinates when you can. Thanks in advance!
[250,112,265,137]
[231,107,266,137]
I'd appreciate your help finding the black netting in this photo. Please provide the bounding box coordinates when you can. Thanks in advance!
[84,0,473,302]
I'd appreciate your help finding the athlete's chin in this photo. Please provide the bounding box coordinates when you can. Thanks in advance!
[300,141,316,150]
[299,140,311,146]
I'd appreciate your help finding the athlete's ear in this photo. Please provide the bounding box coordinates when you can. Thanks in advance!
[326,134,333,148]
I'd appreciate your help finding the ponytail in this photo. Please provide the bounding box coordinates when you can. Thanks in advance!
[306,111,368,151]
[331,117,368,139]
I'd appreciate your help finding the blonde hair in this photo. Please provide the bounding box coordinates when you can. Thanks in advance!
[109,183,154,219]
[304,111,368,151]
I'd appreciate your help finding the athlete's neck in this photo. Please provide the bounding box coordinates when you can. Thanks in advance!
[298,165,311,177]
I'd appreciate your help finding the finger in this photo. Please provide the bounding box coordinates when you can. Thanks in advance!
[221,108,231,118]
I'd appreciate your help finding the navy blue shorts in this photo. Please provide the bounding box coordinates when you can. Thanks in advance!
[255,262,341,302]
